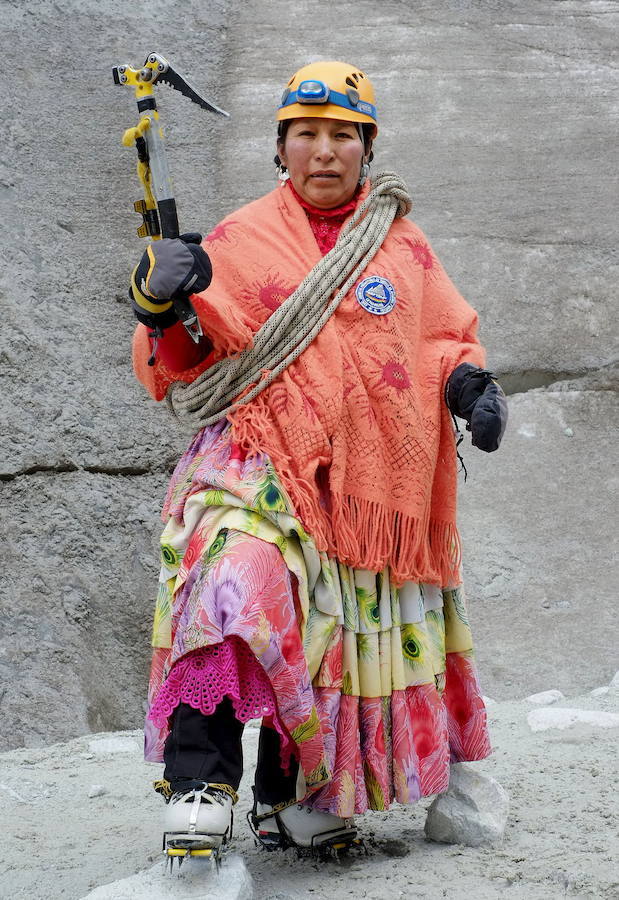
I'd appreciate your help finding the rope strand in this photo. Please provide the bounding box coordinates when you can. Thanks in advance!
[167,172,412,427]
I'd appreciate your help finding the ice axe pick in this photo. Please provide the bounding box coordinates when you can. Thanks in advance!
[112,52,229,341]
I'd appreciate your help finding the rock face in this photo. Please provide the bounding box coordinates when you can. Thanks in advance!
[424,763,509,847]
[457,384,618,700]
[0,472,163,750]
[2,0,617,750]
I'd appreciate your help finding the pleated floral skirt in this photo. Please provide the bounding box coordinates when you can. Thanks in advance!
[144,421,491,817]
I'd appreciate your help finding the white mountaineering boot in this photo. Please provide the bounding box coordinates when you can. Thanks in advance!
[163,782,234,852]
[252,797,357,851]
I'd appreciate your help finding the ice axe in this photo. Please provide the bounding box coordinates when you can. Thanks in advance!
[112,52,229,341]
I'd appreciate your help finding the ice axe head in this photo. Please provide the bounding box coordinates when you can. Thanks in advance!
[112,52,229,117]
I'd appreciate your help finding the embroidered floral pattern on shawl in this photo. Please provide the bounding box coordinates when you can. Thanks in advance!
[134,183,485,586]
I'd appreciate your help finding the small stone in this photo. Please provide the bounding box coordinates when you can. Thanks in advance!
[424,763,509,847]
[88,784,107,798]
[527,708,619,732]
[590,686,609,697]
[526,689,564,706]
[378,838,409,858]
[564,427,573,436]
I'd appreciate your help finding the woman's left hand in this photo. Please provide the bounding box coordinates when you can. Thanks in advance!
[445,364,508,452]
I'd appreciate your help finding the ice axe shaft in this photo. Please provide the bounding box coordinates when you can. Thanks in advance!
[113,52,228,339]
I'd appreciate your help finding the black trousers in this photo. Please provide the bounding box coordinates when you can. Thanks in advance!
[163,698,299,805]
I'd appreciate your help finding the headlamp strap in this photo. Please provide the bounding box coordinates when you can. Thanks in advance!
[280,85,376,122]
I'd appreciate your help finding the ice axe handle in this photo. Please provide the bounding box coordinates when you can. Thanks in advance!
[158,198,179,239]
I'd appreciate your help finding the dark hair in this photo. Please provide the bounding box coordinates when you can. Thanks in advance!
[361,123,375,161]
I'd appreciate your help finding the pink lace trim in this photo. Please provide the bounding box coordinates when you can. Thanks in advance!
[148,637,296,771]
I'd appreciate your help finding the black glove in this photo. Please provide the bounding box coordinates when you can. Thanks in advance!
[129,233,212,331]
[445,363,508,453]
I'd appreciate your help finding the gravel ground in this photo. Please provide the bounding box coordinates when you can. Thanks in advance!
[1,682,618,900]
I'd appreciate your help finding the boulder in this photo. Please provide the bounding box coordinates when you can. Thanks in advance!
[424,763,509,847]
[527,708,619,732]
[526,690,564,706]
[80,854,253,900]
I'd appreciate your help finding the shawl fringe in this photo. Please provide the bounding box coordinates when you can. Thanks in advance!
[232,402,462,588]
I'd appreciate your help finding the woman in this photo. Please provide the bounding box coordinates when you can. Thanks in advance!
[130,61,507,856]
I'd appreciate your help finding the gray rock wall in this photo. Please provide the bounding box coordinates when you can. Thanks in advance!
[1,0,616,750]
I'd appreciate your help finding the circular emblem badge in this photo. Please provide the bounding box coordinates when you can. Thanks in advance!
[355,276,397,315]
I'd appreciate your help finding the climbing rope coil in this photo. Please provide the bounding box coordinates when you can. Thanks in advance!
[167,172,412,427]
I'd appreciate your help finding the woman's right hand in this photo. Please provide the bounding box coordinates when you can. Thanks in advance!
[129,234,213,331]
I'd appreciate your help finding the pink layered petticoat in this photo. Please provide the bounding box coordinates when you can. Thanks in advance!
[148,637,295,772]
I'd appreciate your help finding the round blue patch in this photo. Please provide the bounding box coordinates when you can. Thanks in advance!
[355,276,396,315]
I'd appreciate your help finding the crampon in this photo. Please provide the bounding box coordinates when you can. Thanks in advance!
[248,792,364,859]
[162,782,234,870]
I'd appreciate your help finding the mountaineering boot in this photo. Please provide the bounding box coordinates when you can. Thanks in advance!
[250,795,357,852]
[163,782,234,853]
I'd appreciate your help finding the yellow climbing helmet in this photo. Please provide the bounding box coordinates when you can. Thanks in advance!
[277,61,377,128]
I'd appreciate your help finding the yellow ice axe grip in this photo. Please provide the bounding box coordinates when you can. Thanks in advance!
[121,119,159,230]
[122,116,151,147]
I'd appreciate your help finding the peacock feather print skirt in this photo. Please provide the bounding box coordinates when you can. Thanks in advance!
[144,421,491,816]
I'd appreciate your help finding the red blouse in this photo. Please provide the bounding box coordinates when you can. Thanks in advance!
[286,181,359,254]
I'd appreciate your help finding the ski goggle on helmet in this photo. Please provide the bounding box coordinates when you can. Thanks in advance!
[277,61,377,130]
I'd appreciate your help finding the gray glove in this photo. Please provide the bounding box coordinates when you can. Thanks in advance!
[129,233,212,330]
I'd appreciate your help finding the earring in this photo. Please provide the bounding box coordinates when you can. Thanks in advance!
[359,162,370,186]
[274,154,289,183]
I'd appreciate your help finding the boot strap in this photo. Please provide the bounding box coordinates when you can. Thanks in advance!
[251,796,298,825]
[153,778,238,805]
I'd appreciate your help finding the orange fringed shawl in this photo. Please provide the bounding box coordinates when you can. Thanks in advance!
[133,183,485,586]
